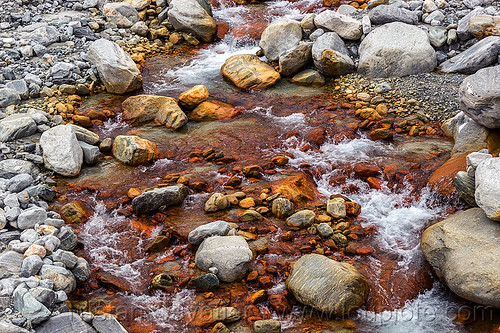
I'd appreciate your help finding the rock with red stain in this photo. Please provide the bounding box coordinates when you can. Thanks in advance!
[356,246,374,255]
[112,135,158,166]
[353,163,381,178]
[370,128,393,141]
[190,100,240,121]
[345,201,361,216]
[216,22,230,39]
[60,201,89,224]
[258,275,273,289]
[428,152,469,198]
[273,173,318,204]
[269,294,292,314]
[286,254,369,316]
[122,95,188,129]
[366,177,383,190]
[306,128,327,146]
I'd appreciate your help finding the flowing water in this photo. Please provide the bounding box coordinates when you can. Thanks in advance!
[55,0,500,332]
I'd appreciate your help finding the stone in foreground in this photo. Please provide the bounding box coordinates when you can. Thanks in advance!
[195,236,253,282]
[421,208,500,308]
[35,312,96,333]
[459,65,500,129]
[40,124,83,177]
[286,254,369,316]
[358,22,436,78]
[112,135,158,166]
[475,157,500,220]
[221,54,280,90]
[88,39,142,94]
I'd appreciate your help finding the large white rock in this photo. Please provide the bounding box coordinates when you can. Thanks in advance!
[475,157,500,220]
[40,125,83,177]
[259,19,303,62]
[358,22,436,78]
[314,10,363,41]
[167,0,216,43]
[195,236,253,282]
[88,39,142,94]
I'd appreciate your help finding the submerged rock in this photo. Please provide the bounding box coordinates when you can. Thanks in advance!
[195,236,253,282]
[286,254,369,316]
[112,135,158,166]
[132,185,189,215]
[290,69,325,86]
[190,100,240,121]
[421,208,500,308]
[88,39,142,94]
[187,273,220,291]
[221,54,280,90]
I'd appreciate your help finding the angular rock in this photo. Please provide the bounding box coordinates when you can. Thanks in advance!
[79,141,99,165]
[0,251,24,275]
[29,287,56,309]
[195,236,253,282]
[88,39,142,94]
[286,254,369,316]
[458,7,485,41]
[438,36,500,74]
[286,210,315,228]
[278,43,312,76]
[221,54,280,90]
[92,314,128,333]
[188,221,230,245]
[358,22,436,77]
[453,171,476,207]
[57,226,78,251]
[27,26,59,46]
[53,249,79,269]
[368,5,418,25]
[35,312,96,333]
[0,88,21,108]
[72,258,90,283]
[259,19,302,62]
[0,114,37,142]
[428,26,447,48]
[466,150,492,177]
[314,10,363,40]
[103,2,140,28]
[459,65,500,129]
[450,119,489,157]
[13,284,51,324]
[40,124,83,177]
[475,157,500,220]
[21,255,43,278]
[132,185,189,214]
[7,173,33,193]
[112,135,158,166]
[167,0,216,42]
[70,125,100,145]
[17,207,47,230]
[421,208,500,308]
[290,69,325,86]
[41,266,76,293]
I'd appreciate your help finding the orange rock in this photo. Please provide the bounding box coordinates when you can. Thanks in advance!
[216,22,230,39]
[178,85,209,109]
[60,201,90,224]
[366,177,382,190]
[306,128,327,146]
[353,163,381,178]
[127,188,141,199]
[273,173,318,204]
[271,155,289,166]
[72,115,92,128]
[239,197,255,209]
[247,290,267,304]
[268,294,291,314]
[428,152,469,198]
[190,100,241,121]
[345,202,361,216]
[221,54,280,90]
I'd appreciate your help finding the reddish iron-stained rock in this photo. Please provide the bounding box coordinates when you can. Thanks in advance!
[216,22,230,39]
[366,177,383,190]
[85,109,108,121]
[370,128,393,141]
[178,85,209,109]
[269,294,292,314]
[353,163,381,178]
[306,128,327,147]
[273,173,319,204]
[98,271,135,292]
[272,155,289,167]
[428,152,469,198]
[345,202,361,216]
[60,201,90,224]
[258,275,273,289]
[72,115,92,128]
[190,100,241,121]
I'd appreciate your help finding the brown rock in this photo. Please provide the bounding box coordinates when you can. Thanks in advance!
[127,188,141,199]
[469,15,500,39]
[226,176,242,187]
[273,173,318,204]
[271,155,289,166]
[428,152,469,198]
[269,294,291,314]
[190,100,241,121]
[72,115,92,128]
[239,197,255,209]
[178,85,209,108]
[60,201,89,224]
[146,235,172,252]
[248,290,268,304]
[192,307,241,327]
[122,95,187,129]
[370,128,393,141]
[242,165,263,178]
[353,163,381,178]
[221,54,280,90]
[112,135,158,166]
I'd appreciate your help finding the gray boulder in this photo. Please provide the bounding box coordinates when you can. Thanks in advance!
[79,141,99,165]
[259,19,302,62]
[88,39,142,94]
[7,173,33,193]
[0,251,24,275]
[467,150,492,177]
[438,36,500,74]
[132,185,189,214]
[70,125,100,145]
[72,257,90,283]
[21,255,44,277]
[475,157,500,221]
[52,249,79,269]
[286,254,369,316]
[453,171,476,207]
[286,210,315,228]
[421,208,500,308]
[92,314,128,333]
[368,5,418,25]
[0,88,21,108]
[40,124,83,177]
[279,43,312,76]
[102,2,140,28]
[35,312,96,333]
[195,236,253,282]
[167,0,216,43]
[312,32,355,77]
[428,26,447,48]
[459,65,500,129]
[450,118,489,157]
[314,10,363,40]
[27,26,59,46]
[0,321,29,332]
[358,22,436,77]
[0,113,36,143]
[188,221,230,245]
[6,80,28,99]
[57,226,78,251]
[13,284,51,324]
[17,207,47,230]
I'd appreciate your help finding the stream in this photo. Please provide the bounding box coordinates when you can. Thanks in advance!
[52,0,499,332]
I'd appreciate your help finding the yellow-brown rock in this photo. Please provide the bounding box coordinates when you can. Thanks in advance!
[178,85,209,108]
[112,135,158,166]
[221,54,280,90]
[469,15,500,39]
[190,100,241,121]
[122,95,188,129]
